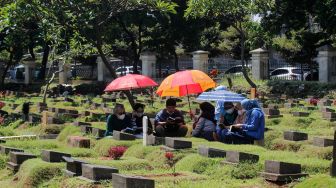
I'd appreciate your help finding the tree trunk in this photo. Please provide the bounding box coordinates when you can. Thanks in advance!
[39,41,51,80]
[96,43,135,108]
[173,51,179,71]
[240,34,257,88]
[0,52,13,89]
[29,45,35,60]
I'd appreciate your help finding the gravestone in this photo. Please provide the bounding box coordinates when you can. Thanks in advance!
[113,131,136,141]
[292,112,309,117]
[164,137,192,149]
[313,137,334,147]
[284,103,297,109]
[7,152,36,172]
[318,99,333,106]
[330,130,336,177]
[263,108,283,119]
[267,104,279,109]
[80,125,93,134]
[112,173,155,188]
[92,128,105,139]
[63,156,89,177]
[0,146,24,155]
[222,151,259,165]
[39,134,59,139]
[322,112,336,121]
[81,164,119,182]
[41,150,71,163]
[261,160,308,182]
[198,145,226,158]
[48,107,56,112]
[0,139,6,143]
[303,106,316,111]
[73,121,91,127]
[321,107,335,113]
[145,135,165,146]
[67,136,90,148]
[284,131,308,141]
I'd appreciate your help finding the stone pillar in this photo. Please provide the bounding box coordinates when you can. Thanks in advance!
[23,61,35,85]
[317,45,336,83]
[192,50,209,73]
[140,52,156,78]
[59,63,71,84]
[97,56,108,81]
[250,48,269,80]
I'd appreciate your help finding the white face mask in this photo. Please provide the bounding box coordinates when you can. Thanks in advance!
[225,108,234,114]
[117,114,126,120]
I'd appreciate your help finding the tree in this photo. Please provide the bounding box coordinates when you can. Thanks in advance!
[47,0,176,108]
[186,0,259,88]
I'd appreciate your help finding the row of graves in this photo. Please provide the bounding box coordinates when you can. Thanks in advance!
[1,127,335,186]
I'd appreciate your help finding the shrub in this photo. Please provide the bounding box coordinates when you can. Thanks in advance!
[230,162,262,179]
[108,146,127,160]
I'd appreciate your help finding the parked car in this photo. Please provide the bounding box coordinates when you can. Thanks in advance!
[270,67,310,80]
[224,65,251,75]
[115,66,141,76]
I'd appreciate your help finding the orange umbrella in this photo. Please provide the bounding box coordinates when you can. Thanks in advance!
[156,70,216,112]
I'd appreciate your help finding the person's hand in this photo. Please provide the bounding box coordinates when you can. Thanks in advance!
[233,124,244,129]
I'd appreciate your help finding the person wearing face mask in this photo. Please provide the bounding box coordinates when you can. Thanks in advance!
[104,104,132,136]
[234,103,246,124]
[192,102,218,141]
[154,98,188,137]
[130,103,153,135]
[216,102,238,143]
[230,99,265,144]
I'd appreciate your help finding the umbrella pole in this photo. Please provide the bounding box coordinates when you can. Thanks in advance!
[186,85,192,119]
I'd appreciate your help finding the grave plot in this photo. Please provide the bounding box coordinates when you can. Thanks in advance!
[7,152,37,172]
[161,137,192,151]
[0,146,24,155]
[198,145,226,158]
[284,131,308,141]
[322,111,336,121]
[292,111,310,117]
[67,136,90,148]
[112,173,155,188]
[41,150,71,163]
[80,125,93,134]
[80,164,119,183]
[92,127,105,139]
[145,135,165,146]
[222,151,259,165]
[260,160,308,182]
[63,156,89,177]
[113,131,136,141]
[263,108,283,119]
[313,137,334,147]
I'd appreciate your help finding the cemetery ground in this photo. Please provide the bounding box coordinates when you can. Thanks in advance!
[0,80,336,187]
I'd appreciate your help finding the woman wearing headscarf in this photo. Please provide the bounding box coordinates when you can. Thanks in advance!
[192,102,217,141]
[231,99,265,144]
[216,102,238,143]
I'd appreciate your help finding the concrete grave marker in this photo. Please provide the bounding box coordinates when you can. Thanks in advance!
[261,160,308,182]
[63,156,89,177]
[113,131,136,141]
[0,146,24,155]
[146,135,165,146]
[223,151,259,165]
[41,150,71,163]
[81,164,119,183]
[284,131,308,141]
[92,127,105,139]
[112,173,155,188]
[292,112,309,117]
[322,112,336,121]
[67,136,90,148]
[313,137,334,147]
[7,152,36,172]
[164,137,192,150]
[73,121,91,127]
[80,125,93,134]
[198,145,226,158]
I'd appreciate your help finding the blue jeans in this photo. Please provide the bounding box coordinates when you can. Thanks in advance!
[217,128,254,144]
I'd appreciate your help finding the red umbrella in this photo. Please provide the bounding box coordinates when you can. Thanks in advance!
[104,74,158,92]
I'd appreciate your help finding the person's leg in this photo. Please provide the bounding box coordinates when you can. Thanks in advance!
[155,125,166,137]
[176,125,188,137]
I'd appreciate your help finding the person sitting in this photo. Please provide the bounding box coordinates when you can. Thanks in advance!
[129,103,153,136]
[154,98,188,137]
[230,99,265,144]
[216,102,238,143]
[192,102,217,141]
[104,104,132,136]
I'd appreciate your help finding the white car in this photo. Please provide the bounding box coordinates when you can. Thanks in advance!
[270,67,308,80]
[115,66,141,76]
